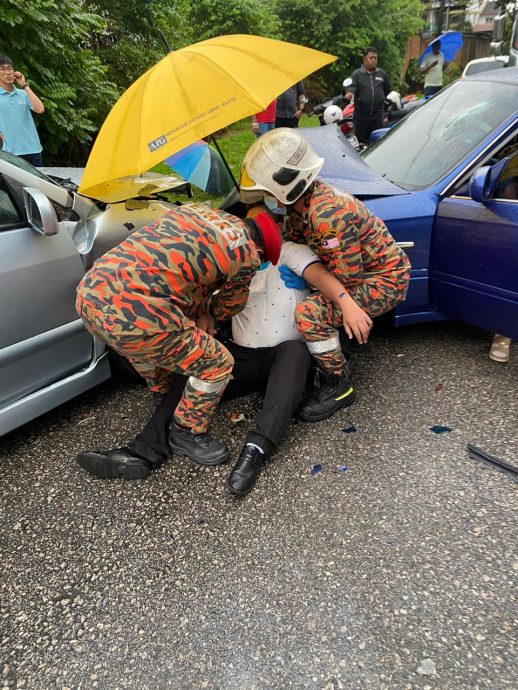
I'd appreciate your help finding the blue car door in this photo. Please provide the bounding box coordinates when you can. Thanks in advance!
[429,155,518,339]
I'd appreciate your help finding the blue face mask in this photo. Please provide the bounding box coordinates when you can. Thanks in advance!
[264,195,286,215]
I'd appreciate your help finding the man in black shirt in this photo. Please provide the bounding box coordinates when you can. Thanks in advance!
[344,47,391,146]
[275,81,307,128]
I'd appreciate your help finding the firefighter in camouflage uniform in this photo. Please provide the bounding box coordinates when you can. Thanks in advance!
[240,128,411,422]
[76,204,282,477]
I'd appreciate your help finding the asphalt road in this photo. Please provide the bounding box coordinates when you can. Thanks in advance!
[1,322,516,690]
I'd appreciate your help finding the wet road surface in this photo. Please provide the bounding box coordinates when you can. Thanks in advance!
[1,322,516,689]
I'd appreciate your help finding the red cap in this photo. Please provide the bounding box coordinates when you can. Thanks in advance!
[251,211,283,265]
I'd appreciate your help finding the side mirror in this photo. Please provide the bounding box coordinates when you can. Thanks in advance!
[23,187,59,236]
[469,167,492,203]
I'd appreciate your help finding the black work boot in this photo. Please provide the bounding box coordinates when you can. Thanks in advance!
[297,362,355,423]
[169,423,229,466]
[227,444,264,496]
[76,447,152,480]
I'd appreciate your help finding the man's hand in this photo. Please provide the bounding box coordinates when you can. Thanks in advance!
[197,312,217,336]
[339,293,373,344]
[14,71,26,88]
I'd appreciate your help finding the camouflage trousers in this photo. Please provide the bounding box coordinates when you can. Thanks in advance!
[77,295,233,433]
[295,269,409,376]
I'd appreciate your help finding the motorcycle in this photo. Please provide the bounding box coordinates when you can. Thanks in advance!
[307,92,360,150]
[309,77,419,149]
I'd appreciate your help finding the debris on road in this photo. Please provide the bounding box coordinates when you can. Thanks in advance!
[228,412,245,423]
[311,464,322,475]
[430,425,452,434]
[417,658,437,675]
[342,424,357,434]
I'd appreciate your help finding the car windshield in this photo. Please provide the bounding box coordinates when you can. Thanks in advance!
[464,60,506,76]
[0,150,56,182]
[362,80,518,189]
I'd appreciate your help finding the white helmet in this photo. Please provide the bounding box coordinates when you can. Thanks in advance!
[386,90,402,110]
[323,105,343,125]
[342,77,353,89]
[240,128,324,205]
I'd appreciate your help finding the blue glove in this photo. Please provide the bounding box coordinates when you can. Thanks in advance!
[279,264,307,290]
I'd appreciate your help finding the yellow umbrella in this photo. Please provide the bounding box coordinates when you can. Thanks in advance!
[78,34,336,202]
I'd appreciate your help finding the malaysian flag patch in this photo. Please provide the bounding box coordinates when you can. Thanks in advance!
[322,237,340,249]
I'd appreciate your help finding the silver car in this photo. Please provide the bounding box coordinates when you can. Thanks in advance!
[0,152,190,436]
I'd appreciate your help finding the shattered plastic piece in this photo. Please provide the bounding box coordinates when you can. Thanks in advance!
[396,353,404,358]
[435,383,443,393]
[229,412,245,423]
[430,425,452,434]
[417,659,436,676]
[338,465,348,471]
[342,425,357,434]
[311,464,322,475]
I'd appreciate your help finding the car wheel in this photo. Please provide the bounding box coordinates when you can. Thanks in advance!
[108,349,145,384]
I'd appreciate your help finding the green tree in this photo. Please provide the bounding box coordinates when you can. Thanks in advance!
[84,0,192,91]
[1,0,118,163]
[275,0,422,94]
[190,0,280,42]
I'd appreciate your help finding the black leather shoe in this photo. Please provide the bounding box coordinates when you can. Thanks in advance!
[169,423,229,466]
[297,363,355,423]
[228,444,264,496]
[76,447,151,479]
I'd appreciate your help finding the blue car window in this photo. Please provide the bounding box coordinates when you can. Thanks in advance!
[363,80,518,190]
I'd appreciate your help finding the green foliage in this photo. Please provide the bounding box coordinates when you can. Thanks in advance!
[405,57,424,91]
[275,0,423,94]
[190,0,280,41]
[83,0,193,89]
[0,0,118,163]
[1,0,427,166]
[443,61,462,86]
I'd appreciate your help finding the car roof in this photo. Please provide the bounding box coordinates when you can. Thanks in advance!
[464,65,518,84]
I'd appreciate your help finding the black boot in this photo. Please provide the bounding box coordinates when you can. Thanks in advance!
[76,447,152,480]
[297,363,355,423]
[227,444,264,496]
[169,423,229,466]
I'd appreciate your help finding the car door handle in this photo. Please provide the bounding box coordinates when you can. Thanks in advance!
[397,241,415,249]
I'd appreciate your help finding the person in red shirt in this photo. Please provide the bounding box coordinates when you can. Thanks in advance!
[251,100,276,138]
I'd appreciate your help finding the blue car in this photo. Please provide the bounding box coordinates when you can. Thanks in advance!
[302,67,518,341]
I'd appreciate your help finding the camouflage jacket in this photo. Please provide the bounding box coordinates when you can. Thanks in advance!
[285,180,410,287]
[77,204,260,329]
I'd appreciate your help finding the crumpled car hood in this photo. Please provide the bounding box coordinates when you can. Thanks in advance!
[41,167,189,203]
[300,125,408,198]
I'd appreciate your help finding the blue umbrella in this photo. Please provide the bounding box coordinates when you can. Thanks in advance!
[164,139,234,196]
[419,32,463,65]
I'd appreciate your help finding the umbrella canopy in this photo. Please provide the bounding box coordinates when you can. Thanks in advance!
[164,140,234,196]
[419,32,463,65]
[78,34,336,202]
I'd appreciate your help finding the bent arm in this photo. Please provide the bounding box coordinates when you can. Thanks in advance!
[302,263,373,344]
[25,86,44,114]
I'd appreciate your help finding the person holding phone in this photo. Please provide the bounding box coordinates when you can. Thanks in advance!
[0,54,44,166]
